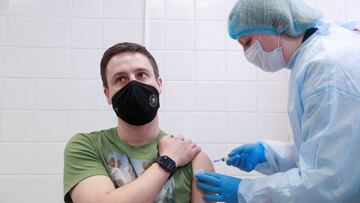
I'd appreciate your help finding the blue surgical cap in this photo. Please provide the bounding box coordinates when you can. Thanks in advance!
[228,0,323,39]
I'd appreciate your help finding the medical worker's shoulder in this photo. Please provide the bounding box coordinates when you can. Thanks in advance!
[307,25,360,65]
[191,151,215,203]
[299,27,360,99]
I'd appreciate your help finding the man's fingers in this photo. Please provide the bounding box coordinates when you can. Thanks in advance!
[183,138,192,144]
[162,134,174,140]
[160,134,201,167]
[191,145,201,155]
[174,134,185,140]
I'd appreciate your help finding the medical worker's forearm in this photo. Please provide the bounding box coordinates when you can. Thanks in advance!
[255,141,296,175]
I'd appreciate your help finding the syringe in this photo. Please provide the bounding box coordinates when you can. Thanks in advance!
[213,157,230,163]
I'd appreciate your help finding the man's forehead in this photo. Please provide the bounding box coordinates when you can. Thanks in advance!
[108,52,150,65]
[107,53,153,74]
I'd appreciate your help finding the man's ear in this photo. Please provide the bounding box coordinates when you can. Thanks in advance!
[156,77,163,94]
[104,87,112,105]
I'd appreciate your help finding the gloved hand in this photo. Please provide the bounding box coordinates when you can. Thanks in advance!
[226,143,266,172]
[196,172,241,203]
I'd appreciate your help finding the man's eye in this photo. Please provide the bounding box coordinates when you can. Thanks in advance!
[116,77,126,83]
[138,72,147,78]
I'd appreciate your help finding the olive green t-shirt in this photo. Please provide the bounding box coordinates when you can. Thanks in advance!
[63,128,193,203]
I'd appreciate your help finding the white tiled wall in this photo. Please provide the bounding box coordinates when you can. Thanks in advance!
[0,0,359,202]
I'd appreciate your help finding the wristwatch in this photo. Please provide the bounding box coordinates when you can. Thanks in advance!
[154,155,176,177]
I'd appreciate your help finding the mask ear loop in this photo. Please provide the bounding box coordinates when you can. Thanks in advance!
[256,34,264,51]
[259,34,281,49]
[277,34,281,48]
[277,34,286,66]
[258,34,262,44]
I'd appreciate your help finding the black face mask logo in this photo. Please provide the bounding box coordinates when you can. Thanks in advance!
[111,80,160,126]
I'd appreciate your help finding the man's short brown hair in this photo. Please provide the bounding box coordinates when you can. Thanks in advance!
[100,42,159,88]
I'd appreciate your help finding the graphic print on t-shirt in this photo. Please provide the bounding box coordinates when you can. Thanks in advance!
[107,152,136,186]
[107,152,175,203]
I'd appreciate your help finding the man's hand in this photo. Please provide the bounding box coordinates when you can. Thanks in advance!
[158,135,201,167]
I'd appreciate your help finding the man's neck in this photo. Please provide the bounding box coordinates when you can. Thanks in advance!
[116,115,160,146]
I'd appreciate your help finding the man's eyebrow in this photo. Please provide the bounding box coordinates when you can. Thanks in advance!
[111,72,125,81]
[135,67,151,72]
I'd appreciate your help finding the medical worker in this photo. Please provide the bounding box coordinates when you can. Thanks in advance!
[196,0,360,202]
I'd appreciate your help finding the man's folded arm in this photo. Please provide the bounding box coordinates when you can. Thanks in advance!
[70,162,171,203]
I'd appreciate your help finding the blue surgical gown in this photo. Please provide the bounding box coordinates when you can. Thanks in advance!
[237,24,360,202]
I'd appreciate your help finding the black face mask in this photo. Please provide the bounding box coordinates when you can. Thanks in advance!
[111,80,160,126]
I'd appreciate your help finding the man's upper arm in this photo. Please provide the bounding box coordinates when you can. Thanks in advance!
[70,175,115,203]
[64,134,109,202]
[191,151,215,203]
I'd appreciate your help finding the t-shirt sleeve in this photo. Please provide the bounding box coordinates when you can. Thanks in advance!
[63,133,109,203]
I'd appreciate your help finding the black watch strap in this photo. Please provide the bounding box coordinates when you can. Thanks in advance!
[154,155,176,177]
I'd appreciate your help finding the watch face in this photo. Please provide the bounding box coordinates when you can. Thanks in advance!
[158,156,176,174]
[163,157,175,169]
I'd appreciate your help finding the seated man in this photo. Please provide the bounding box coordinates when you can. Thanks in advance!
[63,42,214,203]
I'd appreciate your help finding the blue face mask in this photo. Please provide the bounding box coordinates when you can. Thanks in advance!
[244,35,286,72]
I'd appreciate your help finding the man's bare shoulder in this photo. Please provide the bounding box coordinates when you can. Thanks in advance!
[190,151,215,203]
[192,151,214,171]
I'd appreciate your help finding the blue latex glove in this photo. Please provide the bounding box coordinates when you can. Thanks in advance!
[196,172,241,203]
[226,143,266,172]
